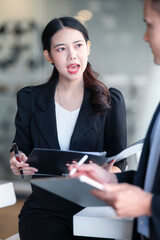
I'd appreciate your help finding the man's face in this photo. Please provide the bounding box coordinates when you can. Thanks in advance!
[144,0,160,64]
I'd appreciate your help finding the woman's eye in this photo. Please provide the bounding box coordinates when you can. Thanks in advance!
[57,47,65,52]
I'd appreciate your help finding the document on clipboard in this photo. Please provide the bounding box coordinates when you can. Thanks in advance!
[31,175,106,207]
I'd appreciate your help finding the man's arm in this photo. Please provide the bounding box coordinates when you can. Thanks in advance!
[116,170,136,184]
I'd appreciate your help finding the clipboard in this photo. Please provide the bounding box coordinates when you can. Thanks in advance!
[27,148,106,176]
[31,176,106,207]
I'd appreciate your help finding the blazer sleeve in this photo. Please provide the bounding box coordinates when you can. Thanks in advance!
[151,194,160,237]
[116,170,136,183]
[104,88,127,171]
[13,87,33,156]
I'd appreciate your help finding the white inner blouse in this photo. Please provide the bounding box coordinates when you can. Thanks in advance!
[55,102,80,150]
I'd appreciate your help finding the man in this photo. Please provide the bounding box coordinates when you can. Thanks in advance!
[69,0,160,239]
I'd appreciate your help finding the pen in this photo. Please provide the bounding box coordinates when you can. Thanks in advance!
[12,143,24,179]
[69,154,88,176]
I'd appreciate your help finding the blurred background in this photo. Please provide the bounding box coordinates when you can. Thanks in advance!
[0,0,160,238]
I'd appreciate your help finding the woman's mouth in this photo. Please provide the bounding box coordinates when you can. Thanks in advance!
[67,64,80,74]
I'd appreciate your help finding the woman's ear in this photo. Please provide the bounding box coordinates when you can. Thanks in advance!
[43,50,53,64]
[87,40,91,55]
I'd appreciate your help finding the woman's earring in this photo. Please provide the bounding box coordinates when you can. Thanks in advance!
[51,62,54,66]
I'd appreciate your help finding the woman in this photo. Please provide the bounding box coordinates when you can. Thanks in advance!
[10,17,127,240]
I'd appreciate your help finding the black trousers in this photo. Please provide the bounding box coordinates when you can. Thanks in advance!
[19,191,114,240]
[19,212,113,240]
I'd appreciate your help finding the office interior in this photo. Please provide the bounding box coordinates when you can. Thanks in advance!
[0,0,160,239]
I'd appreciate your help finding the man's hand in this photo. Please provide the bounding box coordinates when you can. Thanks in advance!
[68,162,118,184]
[92,183,153,217]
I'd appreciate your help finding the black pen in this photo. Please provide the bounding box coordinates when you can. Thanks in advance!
[12,143,24,179]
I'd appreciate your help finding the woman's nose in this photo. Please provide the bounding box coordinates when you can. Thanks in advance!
[67,49,77,60]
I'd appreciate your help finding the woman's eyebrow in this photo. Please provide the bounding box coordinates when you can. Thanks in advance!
[54,43,65,48]
[54,40,84,48]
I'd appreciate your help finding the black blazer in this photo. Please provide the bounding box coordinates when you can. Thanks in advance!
[14,78,127,170]
[117,102,160,240]
[14,78,127,215]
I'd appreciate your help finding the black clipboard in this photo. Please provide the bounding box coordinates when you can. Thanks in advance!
[27,148,106,176]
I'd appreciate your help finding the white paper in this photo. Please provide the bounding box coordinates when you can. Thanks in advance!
[105,139,144,163]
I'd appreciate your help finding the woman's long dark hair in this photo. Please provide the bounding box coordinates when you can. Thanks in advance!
[42,17,110,114]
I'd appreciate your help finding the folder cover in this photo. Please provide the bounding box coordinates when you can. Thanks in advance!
[27,139,144,176]
[27,148,106,176]
[31,176,106,207]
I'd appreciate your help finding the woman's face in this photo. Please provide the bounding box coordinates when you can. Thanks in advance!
[44,27,90,82]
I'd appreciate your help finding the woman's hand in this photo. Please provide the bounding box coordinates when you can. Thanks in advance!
[103,160,121,173]
[10,151,38,176]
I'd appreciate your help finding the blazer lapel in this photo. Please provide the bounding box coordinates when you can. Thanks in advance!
[134,102,160,187]
[69,88,100,149]
[33,79,60,149]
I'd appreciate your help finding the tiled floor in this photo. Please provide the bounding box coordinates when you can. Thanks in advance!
[0,199,24,240]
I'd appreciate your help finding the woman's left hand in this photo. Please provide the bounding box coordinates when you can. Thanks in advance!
[102,159,115,171]
[102,159,121,173]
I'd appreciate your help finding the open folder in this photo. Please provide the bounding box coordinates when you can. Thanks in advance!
[31,176,106,207]
[27,139,144,176]
[27,149,106,176]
